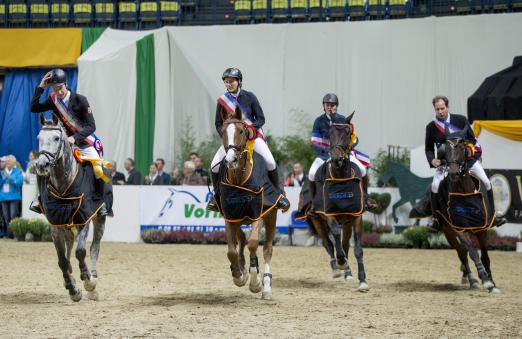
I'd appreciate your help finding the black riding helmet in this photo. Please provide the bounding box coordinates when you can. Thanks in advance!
[48,68,67,86]
[222,67,243,83]
[323,93,339,106]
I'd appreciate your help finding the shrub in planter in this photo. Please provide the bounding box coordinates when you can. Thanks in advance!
[361,233,380,247]
[27,218,51,241]
[428,234,450,249]
[379,233,409,248]
[373,224,393,234]
[141,229,167,243]
[9,217,29,241]
[402,226,430,248]
[362,220,374,234]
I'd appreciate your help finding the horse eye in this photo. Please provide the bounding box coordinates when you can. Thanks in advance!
[54,136,60,142]
[240,130,244,134]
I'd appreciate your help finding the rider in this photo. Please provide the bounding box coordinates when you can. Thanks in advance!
[308,93,369,202]
[425,95,505,231]
[207,67,290,212]
[29,69,106,214]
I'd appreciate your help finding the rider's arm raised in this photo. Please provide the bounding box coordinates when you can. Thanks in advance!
[29,87,53,113]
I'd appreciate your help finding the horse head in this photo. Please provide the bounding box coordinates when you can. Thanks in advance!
[329,112,355,169]
[444,125,471,176]
[220,105,251,170]
[36,114,69,176]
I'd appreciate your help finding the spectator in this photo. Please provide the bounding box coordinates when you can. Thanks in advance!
[108,160,126,185]
[285,162,306,187]
[24,150,38,184]
[0,155,23,235]
[144,163,158,185]
[154,158,171,185]
[193,155,210,185]
[171,167,183,185]
[182,160,204,185]
[124,158,142,185]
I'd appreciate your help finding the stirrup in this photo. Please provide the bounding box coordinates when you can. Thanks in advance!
[206,197,219,212]
[29,201,42,214]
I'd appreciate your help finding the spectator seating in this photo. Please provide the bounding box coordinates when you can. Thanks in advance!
[0,1,6,27]
[290,0,307,21]
[72,0,93,26]
[368,0,385,18]
[309,0,323,20]
[140,1,160,28]
[389,0,407,17]
[94,0,115,26]
[348,0,365,20]
[118,1,138,29]
[271,0,289,22]
[234,0,251,23]
[253,0,268,21]
[50,0,70,26]
[29,0,50,27]
[159,0,180,25]
[328,0,347,20]
[8,0,28,27]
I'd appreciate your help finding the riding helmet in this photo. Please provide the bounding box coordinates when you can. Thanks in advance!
[48,68,67,86]
[322,93,339,106]
[222,68,243,82]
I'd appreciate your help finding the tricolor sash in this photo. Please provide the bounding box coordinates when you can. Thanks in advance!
[433,117,482,153]
[352,149,371,167]
[217,92,265,140]
[50,92,104,156]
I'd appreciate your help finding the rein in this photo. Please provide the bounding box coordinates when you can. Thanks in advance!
[39,126,66,169]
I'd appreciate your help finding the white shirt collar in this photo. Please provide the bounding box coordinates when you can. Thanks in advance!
[62,91,71,105]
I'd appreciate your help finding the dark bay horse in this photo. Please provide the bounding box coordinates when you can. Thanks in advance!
[36,115,107,301]
[216,106,279,299]
[434,126,499,292]
[307,113,369,292]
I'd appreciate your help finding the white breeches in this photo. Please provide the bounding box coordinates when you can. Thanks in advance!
[73,145,102,179]
[431,161,491,193]
[211,138,277,173]
[308,154,366,182]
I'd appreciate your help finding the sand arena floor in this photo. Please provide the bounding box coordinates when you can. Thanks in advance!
[1,240,521,338]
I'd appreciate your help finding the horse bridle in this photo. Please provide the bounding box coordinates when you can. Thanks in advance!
[329,123,352,160]
[445,139,467,174]
[222,119,249,159]
[39,126,66,169]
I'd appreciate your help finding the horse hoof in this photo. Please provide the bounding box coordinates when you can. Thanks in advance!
[470,282,480,290]
[70,288,82,302]
[490,287,501,294]
[483,281,495,290]
[336,260,349,270]
[261,291,272,300]
[358,282,369,292]
[332,269,343,279]
[249,277,263,293]
[233,273,248,287]
[84,277,97,292]
[87,290,99,301]
[344,269,353,281]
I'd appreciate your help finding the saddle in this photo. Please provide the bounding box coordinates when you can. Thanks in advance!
[311,161,365,217]
[435,175,494,233]
[216,152,282,223]
[39,163,113,227]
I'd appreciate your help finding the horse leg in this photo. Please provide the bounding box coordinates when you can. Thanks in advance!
[310,216,339,278]
[476,231,500,293]
[261,211,277,300]
[353,217,368,292]
[326,217,347,269]
[392,199,405,223]
[51,227,81,302]
[226,222,247,287]
[442,226,479,289]
[459,233,494,289]
[247,220,262,294]
[76,225,94,295]
[342,221,353,281]
[90,215,105,279]
[64,229,74,275]
[237,227,247,275]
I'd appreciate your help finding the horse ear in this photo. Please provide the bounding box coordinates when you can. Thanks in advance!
[39,114,46,126]
[233,105,242,120]
[51,113,59,125]
[220,105,228,122]
[346,111,355,124]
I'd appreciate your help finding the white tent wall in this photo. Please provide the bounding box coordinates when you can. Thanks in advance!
[78,13,522,173]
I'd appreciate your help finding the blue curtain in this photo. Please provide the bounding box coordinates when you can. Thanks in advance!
[0,69,78,170]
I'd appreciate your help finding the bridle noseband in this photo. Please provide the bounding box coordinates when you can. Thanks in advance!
[330,123,352,160]
[445,139,467,175]
[223,119,249,159]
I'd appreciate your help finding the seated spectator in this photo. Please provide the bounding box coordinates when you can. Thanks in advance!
[124,158,143,185]
[24,150,38,184]
[284,162,306,187]
[108,160,126,185]
[144,163,158,185]
[182,160,204,186]
[0,155,23,236]
[155,158,171,185]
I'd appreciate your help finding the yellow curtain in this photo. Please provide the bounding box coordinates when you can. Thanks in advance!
[0,28,82,67]
[472,120,522,142]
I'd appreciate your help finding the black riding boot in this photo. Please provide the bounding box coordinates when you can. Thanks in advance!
[206,172,220,212]
[486,189,506,227]
[428,192,442,233]
[95,178,108,216]
[268,169,290,212]
[29,176,43,214]
[362,175,378,212]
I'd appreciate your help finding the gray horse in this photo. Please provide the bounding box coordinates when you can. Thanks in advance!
[36,115,106,302]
